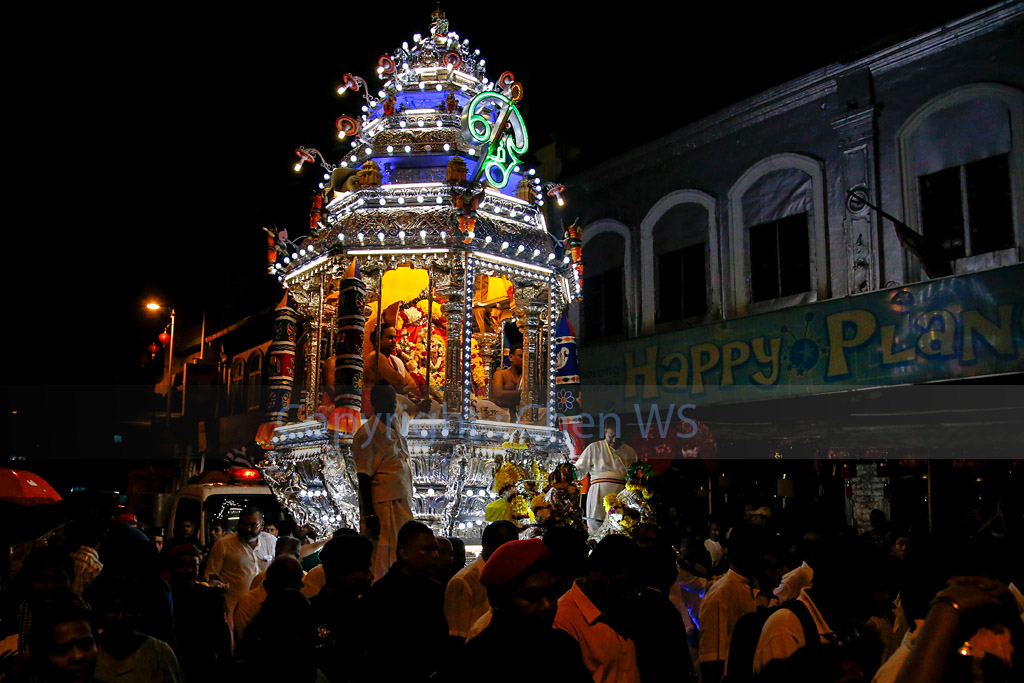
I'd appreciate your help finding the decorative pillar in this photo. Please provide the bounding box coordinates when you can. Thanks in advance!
[513,280,547,424]
[437,263,466,418]
[831,68,880,295]
[304,276,326,412]
[477,332,500,400]
[554,311,584,454]
[255,293,297,446]
[331,259,365,433]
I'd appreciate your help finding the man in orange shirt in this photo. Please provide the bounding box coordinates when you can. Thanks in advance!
[553,535,643,683]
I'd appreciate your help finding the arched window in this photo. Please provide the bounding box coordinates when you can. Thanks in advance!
[641,189,720,332]
[728,153,828,316]
[230,359,245,414]
[247,351,263,410]
[897,83,1024,279]
[581,221,633,341]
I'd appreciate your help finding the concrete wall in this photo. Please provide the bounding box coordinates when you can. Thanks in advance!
[568,3,1024,342]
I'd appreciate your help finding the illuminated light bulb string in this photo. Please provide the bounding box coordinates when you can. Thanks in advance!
[276,15,586,298]
[288,16,568,205]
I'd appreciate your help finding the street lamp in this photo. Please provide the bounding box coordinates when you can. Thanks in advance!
[146,301,176,428]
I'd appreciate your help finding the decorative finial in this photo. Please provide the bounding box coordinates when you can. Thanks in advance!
[431,4,449,37]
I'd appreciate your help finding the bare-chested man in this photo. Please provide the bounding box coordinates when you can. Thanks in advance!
[492,344,523,416]
[362,323,419,416]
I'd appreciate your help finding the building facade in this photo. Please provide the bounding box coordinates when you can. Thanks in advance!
[567,3,1024,529]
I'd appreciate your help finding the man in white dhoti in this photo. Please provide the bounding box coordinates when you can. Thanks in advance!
[353,383,414,580]
[575,423,637,534]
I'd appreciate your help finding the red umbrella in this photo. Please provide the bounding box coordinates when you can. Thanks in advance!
[0,469,63,505]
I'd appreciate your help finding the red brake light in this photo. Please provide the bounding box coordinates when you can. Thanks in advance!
[231,468,261,481]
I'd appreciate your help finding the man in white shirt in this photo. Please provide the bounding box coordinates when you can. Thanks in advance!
[204,508,277,615]
[444,520,518,644]
[697,524,771,683]
[705,519,724,569]
[354,383,414,580]
[575,423,637,533]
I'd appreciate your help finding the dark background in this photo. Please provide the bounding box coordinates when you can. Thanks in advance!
[2,1,1002,473]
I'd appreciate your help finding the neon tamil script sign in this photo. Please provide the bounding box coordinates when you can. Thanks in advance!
[462,90,528,189]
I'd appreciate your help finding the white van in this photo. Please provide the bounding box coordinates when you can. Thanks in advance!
[165,467,281,547]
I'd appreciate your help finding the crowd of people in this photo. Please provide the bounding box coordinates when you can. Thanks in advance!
[0,488,1020,682]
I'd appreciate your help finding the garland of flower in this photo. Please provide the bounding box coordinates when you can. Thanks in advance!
[625,461,654,500]
[492,462,525,495]
[489,462,533,529]
[593,462,656,541]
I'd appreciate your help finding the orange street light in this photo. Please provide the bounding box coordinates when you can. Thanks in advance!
[145,302,176,428]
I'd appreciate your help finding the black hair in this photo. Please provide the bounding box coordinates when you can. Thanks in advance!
[331,527,360,538]
[372,322,396,347]
[508,343,523,353]
[318,535,374,579]
[638,541,678,592]
[265,556,305,591]
[482,521,518,552]
[29,604,94,662]
[274,535,302,558]
[240,507,264,519]
[724,522,770,574]
[396,520,434,549]
[449,536,467,572]
[587,535,640,573]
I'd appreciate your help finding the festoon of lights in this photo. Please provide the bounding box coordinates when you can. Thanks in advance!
[286,35,585,300]
[288,10,572,221]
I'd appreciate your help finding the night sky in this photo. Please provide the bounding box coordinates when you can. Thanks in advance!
[3,1,1000,459]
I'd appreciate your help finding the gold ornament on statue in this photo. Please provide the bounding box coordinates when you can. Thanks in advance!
[446,156,467,184]
[516,177,533,202]
[358,160,383,187]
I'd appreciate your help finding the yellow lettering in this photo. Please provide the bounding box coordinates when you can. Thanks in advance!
[880,325,915,365]
[660,352,689,388]
[750,337,782,385]
[690,343,720,395]
[826,310,877,377]
[962,305,1016,363]
[624,345,659,399]
[721,341,751,385]
[914,310,955,357]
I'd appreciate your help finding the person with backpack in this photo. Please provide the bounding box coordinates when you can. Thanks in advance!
[725,591,822,683]
[752,550,852,676]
